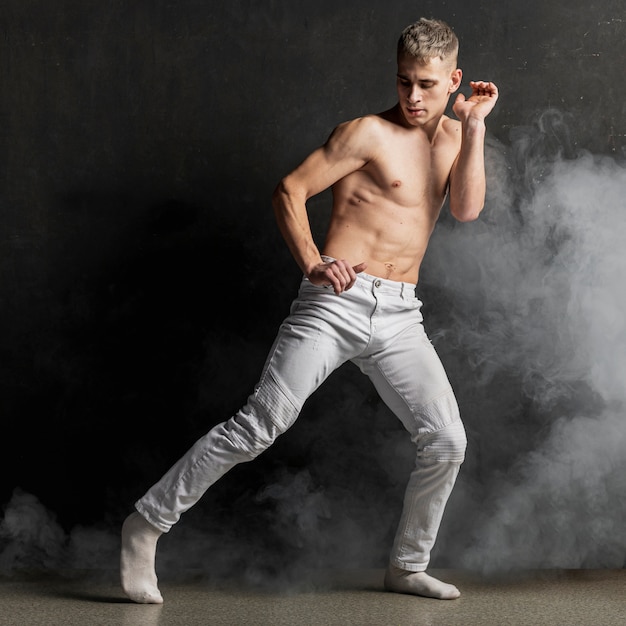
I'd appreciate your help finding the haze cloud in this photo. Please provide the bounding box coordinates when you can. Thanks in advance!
[424,109,626,570]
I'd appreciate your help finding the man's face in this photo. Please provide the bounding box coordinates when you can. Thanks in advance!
[396,53,462,128]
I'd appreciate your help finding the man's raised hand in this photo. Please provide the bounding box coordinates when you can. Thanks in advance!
[453,80,499,123]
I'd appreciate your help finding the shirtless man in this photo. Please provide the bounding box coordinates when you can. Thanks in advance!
[121,17,498,603]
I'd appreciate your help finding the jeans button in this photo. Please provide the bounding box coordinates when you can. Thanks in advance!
[374,279,382,288]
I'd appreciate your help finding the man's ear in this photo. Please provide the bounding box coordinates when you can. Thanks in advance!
[449,68,462,93]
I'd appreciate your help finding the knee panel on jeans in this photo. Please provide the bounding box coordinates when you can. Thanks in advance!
[231,371,300,458]
[419,420,467,463]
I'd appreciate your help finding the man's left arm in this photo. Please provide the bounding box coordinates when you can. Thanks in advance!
[448,81,499,222]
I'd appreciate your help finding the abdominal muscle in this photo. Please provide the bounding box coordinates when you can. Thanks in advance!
[321,195,440,285]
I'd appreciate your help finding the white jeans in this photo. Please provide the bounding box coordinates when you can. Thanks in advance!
[136,271,466,571]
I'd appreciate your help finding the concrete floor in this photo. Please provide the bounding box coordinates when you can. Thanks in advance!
[0,569,623,626]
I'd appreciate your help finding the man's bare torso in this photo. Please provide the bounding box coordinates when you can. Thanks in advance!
[322,105,462,285]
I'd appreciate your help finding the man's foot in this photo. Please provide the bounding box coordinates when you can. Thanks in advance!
[384,565,460,600]
[120,512,164,604]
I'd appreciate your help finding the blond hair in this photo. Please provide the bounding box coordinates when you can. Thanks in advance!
[397,18,459,66]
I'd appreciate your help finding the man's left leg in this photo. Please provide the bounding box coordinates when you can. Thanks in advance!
[356,315,466,599]
[384,412,466,599]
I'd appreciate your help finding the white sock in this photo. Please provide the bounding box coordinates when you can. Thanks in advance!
[120,512,164,604]
[384,565,461,600]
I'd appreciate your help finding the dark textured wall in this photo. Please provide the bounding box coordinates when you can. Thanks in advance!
[1,1,625,577]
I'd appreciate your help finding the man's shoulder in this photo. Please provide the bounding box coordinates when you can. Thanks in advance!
[334,112,389,136]
[325,113,389,154]
[331,109,403,145]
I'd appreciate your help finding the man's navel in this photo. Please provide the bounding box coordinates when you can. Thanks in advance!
[383,262,396,278]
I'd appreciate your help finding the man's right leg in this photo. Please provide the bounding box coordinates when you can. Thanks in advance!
[121,374,301,603]
[135,379,297,533]
[121,278,359,603]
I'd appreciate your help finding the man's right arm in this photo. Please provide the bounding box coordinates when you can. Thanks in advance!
[271,119,370,293]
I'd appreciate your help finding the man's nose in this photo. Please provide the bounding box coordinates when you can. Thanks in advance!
[408,86,422,103]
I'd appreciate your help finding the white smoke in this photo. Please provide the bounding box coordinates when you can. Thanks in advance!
[0,489,66,573]
[425,110,626,570]
[0,488,119,574]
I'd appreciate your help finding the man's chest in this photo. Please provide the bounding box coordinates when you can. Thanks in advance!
[368,141,455,204]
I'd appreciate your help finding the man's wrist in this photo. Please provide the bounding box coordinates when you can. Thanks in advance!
[303,257,324,278]
[462,116,486,132]
[462,117,487,140]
